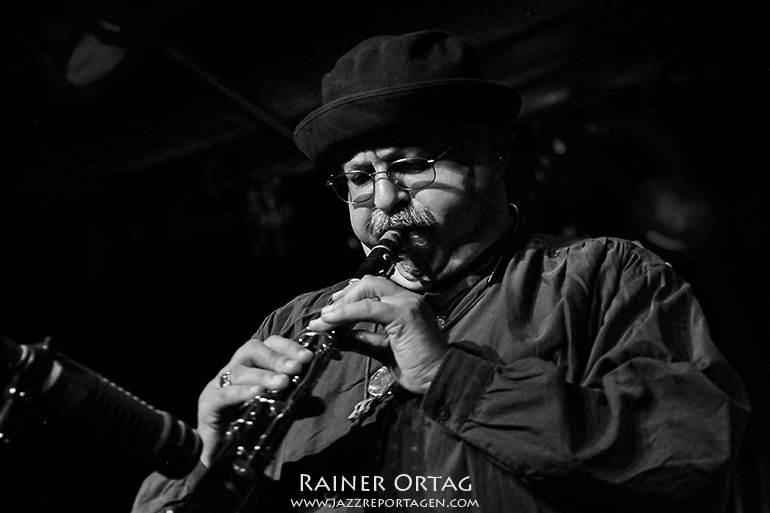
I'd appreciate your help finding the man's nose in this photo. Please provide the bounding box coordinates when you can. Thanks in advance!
[372,171,409,213]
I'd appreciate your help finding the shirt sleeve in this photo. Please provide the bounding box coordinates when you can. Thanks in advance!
[132,463,207,513]
[422,255,750,513]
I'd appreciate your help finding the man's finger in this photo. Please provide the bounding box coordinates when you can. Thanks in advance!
[263,335,314,362]
[230,338,305,374]
[221,366,291,390]
[210,384,265,407]
[344,330,392,362]
[330,275,403,305]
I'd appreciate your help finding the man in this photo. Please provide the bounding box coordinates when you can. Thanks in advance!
[133,30,749,512]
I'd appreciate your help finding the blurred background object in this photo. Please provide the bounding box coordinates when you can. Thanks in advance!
[1,0,767,511]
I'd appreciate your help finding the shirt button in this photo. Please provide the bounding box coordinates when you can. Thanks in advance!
[438,408,451,421]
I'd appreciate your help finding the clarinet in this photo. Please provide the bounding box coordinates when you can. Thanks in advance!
[174,229,403,513]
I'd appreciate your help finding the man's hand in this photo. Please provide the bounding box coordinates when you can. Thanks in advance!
[196,336,313,467]
[307,275,447,395]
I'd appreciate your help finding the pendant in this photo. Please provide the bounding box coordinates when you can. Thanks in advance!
[348,366,397,424]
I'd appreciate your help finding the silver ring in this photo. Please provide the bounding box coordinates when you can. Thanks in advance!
[219,370,232,388]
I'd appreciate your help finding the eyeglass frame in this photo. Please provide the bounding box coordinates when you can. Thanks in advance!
[325,147,453,204]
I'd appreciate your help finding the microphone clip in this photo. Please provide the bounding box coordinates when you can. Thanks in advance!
[0,336,56,448]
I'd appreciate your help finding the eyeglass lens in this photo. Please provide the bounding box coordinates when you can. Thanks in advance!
[332,157,436,203]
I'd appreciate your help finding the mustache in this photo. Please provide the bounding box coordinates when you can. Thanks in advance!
[367,206,435,240]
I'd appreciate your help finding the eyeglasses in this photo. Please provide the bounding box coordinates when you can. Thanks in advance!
[326,148,452,204]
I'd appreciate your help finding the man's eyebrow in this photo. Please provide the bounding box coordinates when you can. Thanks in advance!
[342,161,375,173]
[340,147,429,172]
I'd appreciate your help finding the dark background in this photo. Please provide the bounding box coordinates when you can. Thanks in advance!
[1,1,768,511]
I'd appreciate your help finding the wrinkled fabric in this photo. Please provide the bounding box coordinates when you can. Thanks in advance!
[133,235,750,513]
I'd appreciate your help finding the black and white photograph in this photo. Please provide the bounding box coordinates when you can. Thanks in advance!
[1,1,767,512]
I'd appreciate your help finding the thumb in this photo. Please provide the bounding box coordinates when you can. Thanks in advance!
[343,330,393,364]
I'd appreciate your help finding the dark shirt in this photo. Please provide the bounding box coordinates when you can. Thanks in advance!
[133,234,750,512]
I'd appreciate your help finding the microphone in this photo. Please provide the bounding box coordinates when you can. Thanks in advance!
[0,335,201,478]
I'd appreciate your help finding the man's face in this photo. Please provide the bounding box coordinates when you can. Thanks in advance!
[339,136,510,290]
